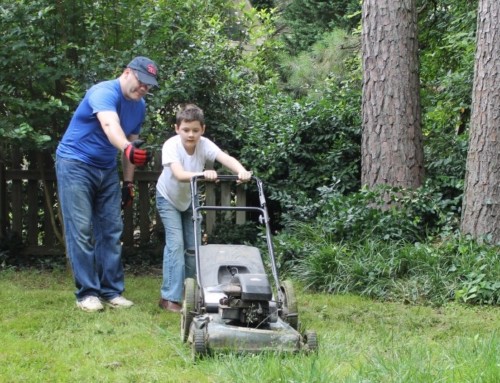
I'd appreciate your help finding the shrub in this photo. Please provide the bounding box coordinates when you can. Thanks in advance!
[278,180,461,244]
[236,77,362,228]
[275,227,500,306]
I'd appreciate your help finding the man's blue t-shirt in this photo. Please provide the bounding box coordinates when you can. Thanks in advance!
[56,79,145,168]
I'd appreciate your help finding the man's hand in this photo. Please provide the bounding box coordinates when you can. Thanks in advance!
[124,140,151,166]
[121,181,135,209]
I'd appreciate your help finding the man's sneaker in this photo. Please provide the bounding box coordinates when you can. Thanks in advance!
[76,296,104,312]
[102,295,134,309]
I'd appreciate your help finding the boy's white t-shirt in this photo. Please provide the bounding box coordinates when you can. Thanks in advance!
[156,135,221,211]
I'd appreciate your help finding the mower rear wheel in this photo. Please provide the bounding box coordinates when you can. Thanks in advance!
[192,328,208,359]
[304,330,318,353]
[279,279,299,330]
[181,278,197,342]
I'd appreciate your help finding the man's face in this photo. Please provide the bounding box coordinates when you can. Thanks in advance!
[123,68,151,100]
[175,120,205,153]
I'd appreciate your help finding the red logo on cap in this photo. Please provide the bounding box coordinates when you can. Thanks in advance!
[147,64,157,76]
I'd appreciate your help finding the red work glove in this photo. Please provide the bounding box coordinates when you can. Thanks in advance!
[121,181,135,209]
[124,140,151,166]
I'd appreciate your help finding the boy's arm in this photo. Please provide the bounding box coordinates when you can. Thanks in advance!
[170,162,218,182]
[215,151,252,181]
[169,152,251,182]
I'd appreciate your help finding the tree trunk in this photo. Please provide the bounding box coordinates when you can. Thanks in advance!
[460,0,500,243]
[361,0,424,190]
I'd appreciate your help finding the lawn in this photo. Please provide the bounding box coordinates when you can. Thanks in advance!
[1,269,499,383]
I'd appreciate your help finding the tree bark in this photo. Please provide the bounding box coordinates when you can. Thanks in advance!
[460,0,500,243]
[361,0,424,190]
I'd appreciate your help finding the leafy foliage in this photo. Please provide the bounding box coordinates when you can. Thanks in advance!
[146,18,246,147]
[0,1,73,151]
[419,0,477,193]
[275,180,462,248]
[235,75,362,225]
[279,28,360,97]
[209,221,262,245]
[276,0,361,54]
[249,0,274,10]
[0,0,260,153]
[274,227,500,306]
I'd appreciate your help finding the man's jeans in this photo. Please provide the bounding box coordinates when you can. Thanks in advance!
[156,191,199,303]
[56,156,124,300]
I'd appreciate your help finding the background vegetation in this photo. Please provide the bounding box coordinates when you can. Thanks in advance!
[1,0,498,307]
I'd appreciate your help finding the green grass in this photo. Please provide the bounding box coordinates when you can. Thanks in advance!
[1,269,499,383]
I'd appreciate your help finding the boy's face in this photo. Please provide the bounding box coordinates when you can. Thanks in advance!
[175,120,205,153]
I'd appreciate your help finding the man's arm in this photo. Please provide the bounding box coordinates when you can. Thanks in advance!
[97,111,149,167]
[97,111,130,152]
[122,134,139,182]
[120,133,139,210]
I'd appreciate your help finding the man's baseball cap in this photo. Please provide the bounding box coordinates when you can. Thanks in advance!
[127,56,159,87]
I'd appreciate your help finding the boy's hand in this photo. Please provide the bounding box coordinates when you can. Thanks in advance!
[124,140,151,166]
[237,170,252,183]
[202,170,218,181]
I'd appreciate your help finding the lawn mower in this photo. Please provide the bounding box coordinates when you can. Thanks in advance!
[181,175,318,359]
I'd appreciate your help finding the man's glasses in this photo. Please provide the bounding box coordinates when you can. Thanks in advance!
[131,70,153,91]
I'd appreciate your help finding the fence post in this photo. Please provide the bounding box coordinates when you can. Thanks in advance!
[236,184,247,224]
[26,151,39,246]
[0,159,6,239]
[10,147,23,235]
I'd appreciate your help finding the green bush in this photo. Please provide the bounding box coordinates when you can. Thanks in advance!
[419,0,476,199]
[276,180,461,244]
[275,227,500,306]
[236,77,361,225]
[209,221,261,245]
[278,0,361,54]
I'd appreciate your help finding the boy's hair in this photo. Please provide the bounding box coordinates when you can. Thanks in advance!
[176,103,205,125]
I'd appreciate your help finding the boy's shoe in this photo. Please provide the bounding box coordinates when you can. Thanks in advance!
[102,295,134,309]
[158,298,182,313]
[76,296,104,312]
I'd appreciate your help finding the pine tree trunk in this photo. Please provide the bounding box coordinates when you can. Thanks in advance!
[460,0,500,243]
[361,0,424,190]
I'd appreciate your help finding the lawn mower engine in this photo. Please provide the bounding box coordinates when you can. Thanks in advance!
[219,273,278,327]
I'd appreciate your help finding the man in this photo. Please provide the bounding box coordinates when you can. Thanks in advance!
[56,56,157,312]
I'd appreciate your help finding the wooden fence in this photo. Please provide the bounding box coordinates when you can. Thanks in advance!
[0,148,247,257]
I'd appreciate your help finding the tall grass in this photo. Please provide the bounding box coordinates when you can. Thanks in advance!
[275,224,500,306]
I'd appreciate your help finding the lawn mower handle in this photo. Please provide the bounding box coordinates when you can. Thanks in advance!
[189,174,280,294]
[190,174,266,207]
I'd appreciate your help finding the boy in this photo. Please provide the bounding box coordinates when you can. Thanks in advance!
[156,104,252,312]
